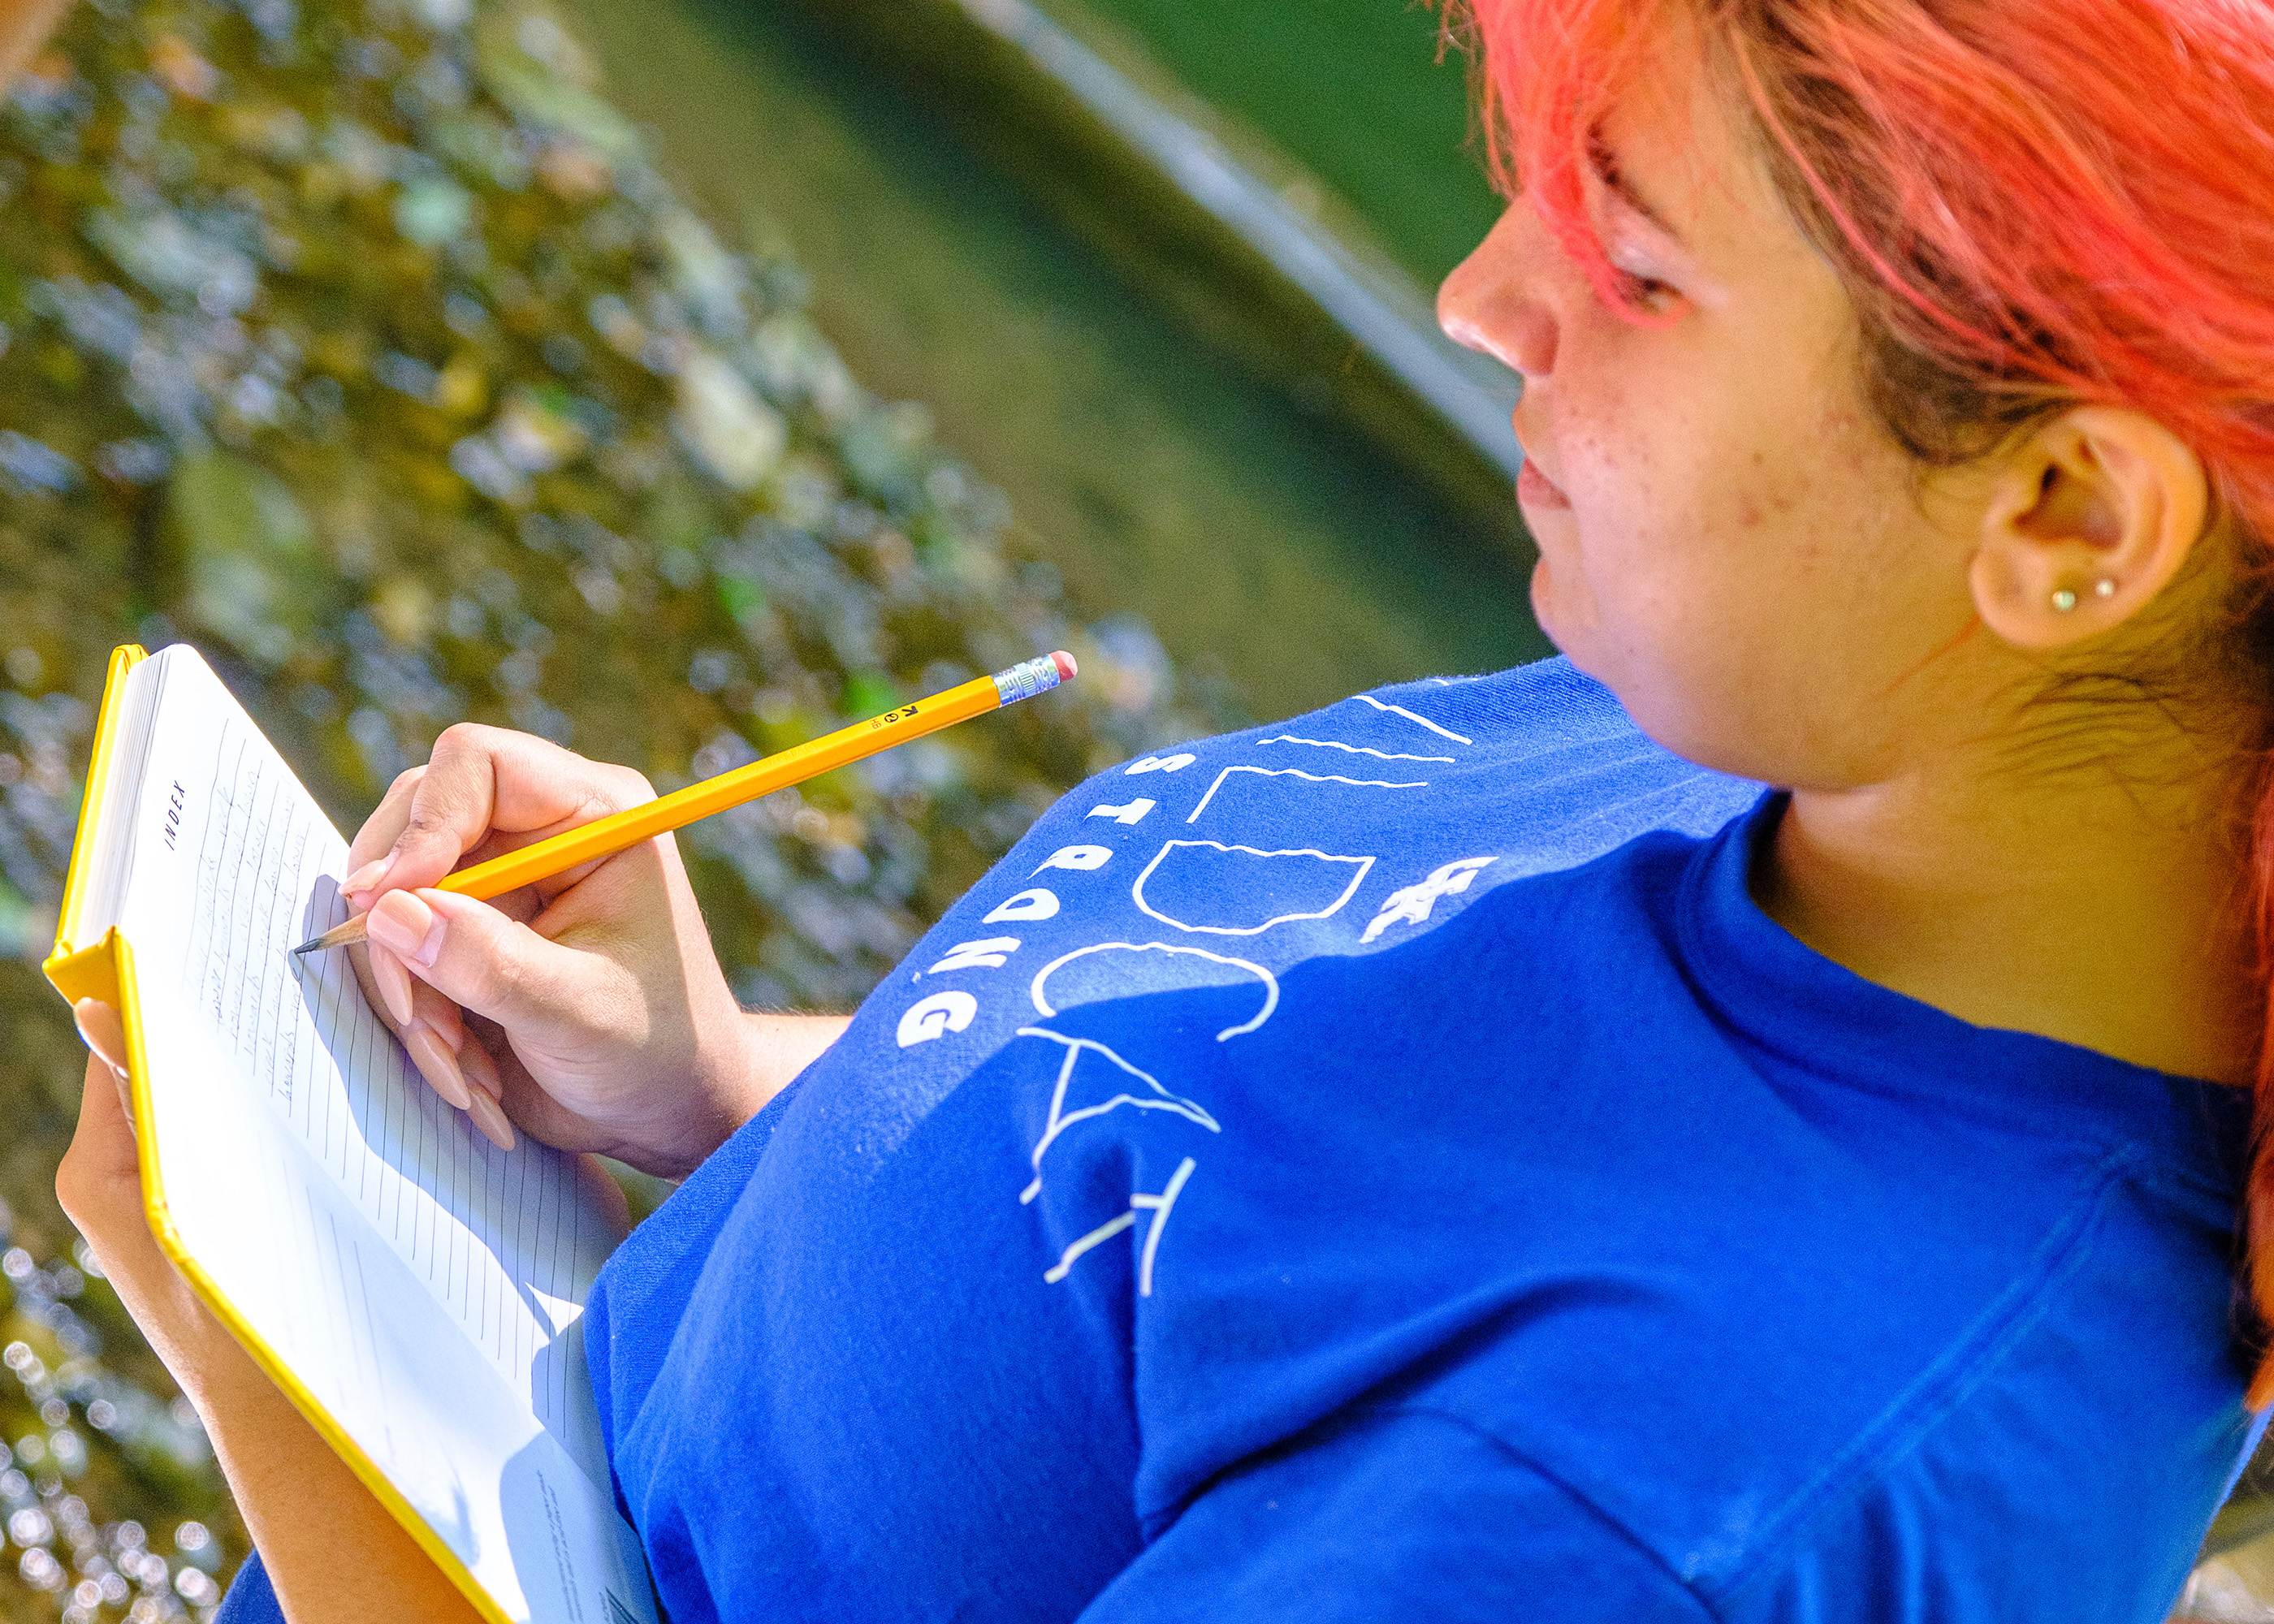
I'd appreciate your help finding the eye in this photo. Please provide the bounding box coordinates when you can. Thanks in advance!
[1619,270,1679,308]
[1605,240,1680,310]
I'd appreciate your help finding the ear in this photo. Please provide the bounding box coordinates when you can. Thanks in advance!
[1968,406,2211,652]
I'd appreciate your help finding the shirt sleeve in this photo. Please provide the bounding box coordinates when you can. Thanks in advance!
[1076,1406,1714,1624]
[214,1553,283,1624]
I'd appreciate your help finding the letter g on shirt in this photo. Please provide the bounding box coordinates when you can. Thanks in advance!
[898,991,979,1047]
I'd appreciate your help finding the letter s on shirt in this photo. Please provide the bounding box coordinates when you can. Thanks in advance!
[897,991,979,1048]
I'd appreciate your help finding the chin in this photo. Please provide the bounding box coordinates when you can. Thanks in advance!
[1527,560,1578,663]
[1555,648,1762,782]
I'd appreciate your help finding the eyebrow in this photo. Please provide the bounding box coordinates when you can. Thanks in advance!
[1588,134,1685,246]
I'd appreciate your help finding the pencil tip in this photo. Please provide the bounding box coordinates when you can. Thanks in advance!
[1051,650,1077,683]
[290,939,321,957]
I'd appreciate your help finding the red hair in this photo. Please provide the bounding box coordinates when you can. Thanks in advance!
[1453,0,2274,1406]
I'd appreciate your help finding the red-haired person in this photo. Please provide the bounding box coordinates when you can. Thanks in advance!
[63,1,2274,1620]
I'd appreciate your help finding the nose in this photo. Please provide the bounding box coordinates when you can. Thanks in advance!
[1437,205,1557,382]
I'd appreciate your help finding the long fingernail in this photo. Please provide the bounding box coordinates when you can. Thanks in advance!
[369,944,414,1026]
[457,1039,505,1102]
[365,889,444,968]
[342,855,394,898]
[465,1089,517,1152]
[403,1021,473,1111]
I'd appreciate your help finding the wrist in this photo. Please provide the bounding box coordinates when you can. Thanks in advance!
[628,1010,845,1178]
[155,1295,275,1423]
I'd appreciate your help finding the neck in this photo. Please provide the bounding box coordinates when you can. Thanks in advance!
[1753,719,2262,1088]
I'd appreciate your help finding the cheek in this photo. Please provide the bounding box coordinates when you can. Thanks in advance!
[1545,435,1837,740]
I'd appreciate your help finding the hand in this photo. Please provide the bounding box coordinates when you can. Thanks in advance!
[63,1000,491,1624]
[58,1000,245,1402]
[341,724,841,1179]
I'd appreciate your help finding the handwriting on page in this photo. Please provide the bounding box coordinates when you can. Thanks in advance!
[175,715,606,1472]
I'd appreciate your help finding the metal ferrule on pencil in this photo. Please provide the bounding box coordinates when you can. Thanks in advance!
[991,654,1068,707]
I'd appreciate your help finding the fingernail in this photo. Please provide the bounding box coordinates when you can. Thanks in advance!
[458,1039,504,1102]
[366,889,444,968]
[342,855,394,897]
[71,1000,126,1076]
[403,1022,473,1111]
[422,1004,465,1053]
[465,1089,517,1152]
[370,944,414,1027]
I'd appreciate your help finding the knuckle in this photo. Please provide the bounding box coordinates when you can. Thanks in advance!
[54,1151,84,1220]
[467,922,531,1013]
[431,720,491,758]
[597,764,657,810]
[54,1143,100,1229]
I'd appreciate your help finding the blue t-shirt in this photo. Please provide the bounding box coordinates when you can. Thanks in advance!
[220,660,2257,1623]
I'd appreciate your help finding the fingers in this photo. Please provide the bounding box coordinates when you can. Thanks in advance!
[463,1087,517,1153]
[58,1052,238,1394]
[66,1047,137,1175]
[364,888,618,1036]
[400,979,472,1113]
[55,1050,148,1281]
[344,725,656,905]
[70,1003,136,1150]
[365,941,414,1027]
[363,886,619,1150]
[73,998,130,1086]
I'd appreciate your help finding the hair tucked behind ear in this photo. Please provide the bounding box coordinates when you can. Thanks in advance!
[1452,0,2274,1405]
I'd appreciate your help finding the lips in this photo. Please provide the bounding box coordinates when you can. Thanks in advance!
[1516,458,1571,512]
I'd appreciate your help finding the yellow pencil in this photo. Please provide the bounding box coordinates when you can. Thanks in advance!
[292,650,1079,956]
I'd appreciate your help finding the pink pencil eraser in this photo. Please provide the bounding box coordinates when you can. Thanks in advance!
[1051,650,1078,683]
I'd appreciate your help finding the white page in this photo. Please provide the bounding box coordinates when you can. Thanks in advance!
[115,647,657,1624]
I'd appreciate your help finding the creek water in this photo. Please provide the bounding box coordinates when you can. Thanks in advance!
[541,0,1550,724]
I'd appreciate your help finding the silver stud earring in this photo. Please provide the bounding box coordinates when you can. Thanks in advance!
[2051,588,2079,613]
[2095,578,2117,599]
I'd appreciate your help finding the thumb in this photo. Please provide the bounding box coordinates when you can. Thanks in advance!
[73,998,130,1084]
[363,886,625,1042]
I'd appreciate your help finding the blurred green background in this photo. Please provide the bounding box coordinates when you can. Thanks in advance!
[1070,0,1500,284]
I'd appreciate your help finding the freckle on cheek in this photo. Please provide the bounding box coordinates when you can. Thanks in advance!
[1739,499,1762,528]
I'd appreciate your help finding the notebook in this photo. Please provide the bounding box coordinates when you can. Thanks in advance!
[43,643,659,1624]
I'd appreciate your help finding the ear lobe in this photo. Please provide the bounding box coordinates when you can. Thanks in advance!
[1968,406,2210,653]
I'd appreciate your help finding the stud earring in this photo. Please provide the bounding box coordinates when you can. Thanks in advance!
[2051,588,2079,613]
[2095,578,2117,599]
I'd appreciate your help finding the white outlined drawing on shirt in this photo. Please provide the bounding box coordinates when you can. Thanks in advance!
[897,991,978,1047]
[1087,798,1156,825]
[925,936,1021,974]
[1260,735,1455,765]
[1035,844,1113,875]
[984,888,1060,924]
[1131,1158,1196,1296]
[1015,1030,1219,1203]
[1125,754,1196,775]
[1360,857,1498,944]
[1029,941,1280,1040]
[1042,1157,1197,1294]
[1350,693,1472,745]
[1132,840,1375,936]
[1042,1209,1135,1284]
[1184,766,1429,825]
